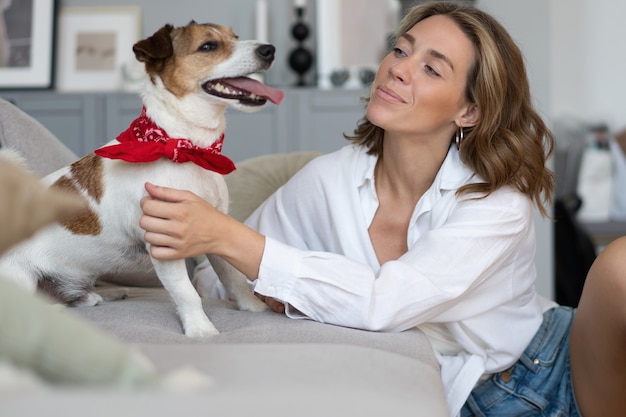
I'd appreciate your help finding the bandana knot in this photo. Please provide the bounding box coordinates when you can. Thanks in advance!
[94,108,235,174]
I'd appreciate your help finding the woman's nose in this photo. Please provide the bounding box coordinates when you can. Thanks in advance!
[389,60,410,84]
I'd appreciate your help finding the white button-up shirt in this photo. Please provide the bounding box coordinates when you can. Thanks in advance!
[248,144,556,416]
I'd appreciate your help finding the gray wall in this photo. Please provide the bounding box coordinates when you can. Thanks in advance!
[475,0,553,300]
[57,0,317,87]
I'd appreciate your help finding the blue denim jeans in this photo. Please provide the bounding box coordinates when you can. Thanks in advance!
[460,307,583,417]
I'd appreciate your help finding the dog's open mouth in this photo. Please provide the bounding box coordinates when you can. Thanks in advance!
[203,77,284,106]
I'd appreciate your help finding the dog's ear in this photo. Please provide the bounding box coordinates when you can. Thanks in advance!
[132,24,174,72]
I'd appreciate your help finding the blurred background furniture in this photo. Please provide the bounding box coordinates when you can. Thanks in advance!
[552,120,626,306]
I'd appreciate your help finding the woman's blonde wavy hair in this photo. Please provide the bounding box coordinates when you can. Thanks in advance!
[345,1,555,217]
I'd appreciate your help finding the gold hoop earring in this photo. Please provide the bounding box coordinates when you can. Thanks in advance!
[455,126,464,150]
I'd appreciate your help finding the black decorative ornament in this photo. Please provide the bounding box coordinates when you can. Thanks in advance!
[330,69,349,87]
[288,6,313,86]
[358,68,376,86]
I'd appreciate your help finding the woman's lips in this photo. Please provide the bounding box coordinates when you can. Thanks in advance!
[375,85,406,104]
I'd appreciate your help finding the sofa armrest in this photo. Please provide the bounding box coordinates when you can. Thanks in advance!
[0,98,77,177]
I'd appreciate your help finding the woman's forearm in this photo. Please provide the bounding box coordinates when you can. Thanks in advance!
[210,214,265,279]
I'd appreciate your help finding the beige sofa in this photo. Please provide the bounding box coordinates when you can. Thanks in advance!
[0,98,449,417]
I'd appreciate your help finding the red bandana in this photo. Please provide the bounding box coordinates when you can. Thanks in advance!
[94,108,236,174]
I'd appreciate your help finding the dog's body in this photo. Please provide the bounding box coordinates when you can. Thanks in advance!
[0,22,284,337]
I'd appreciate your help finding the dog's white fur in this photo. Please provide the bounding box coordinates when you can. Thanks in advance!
[0,22,282,337]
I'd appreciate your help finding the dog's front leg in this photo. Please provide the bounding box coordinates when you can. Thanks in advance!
[150,257,218,337]
[207,254,268,312]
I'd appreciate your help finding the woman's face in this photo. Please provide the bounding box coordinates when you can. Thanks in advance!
[367,14,476,141]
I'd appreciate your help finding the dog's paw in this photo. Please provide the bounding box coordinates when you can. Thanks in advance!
[184,327,220,338]
[69,291,104,307]
[236,295,270,312]
[97,286,130,302]
[183,321,220,338]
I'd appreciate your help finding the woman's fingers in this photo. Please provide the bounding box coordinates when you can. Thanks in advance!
[267,297,286,314]
[141,194,189,222]
[139,208,185,247]
[255,293,286,314]
[139,182,235,261]
[144,182,191,203]
[140,188,190,258]
[148,244,182,260]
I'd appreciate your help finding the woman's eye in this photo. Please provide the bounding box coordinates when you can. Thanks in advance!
[425,65,440,77]
[393,47,406,57]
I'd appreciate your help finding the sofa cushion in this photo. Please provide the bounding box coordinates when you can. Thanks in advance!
[2,342,448,417]
[225,151,322,222]
[58,286,448,416]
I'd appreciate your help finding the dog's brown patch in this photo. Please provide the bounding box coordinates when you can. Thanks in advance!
[168,23,237,97]
[134,22,237,98]
[70,153,104,203]
[51,175,102,235]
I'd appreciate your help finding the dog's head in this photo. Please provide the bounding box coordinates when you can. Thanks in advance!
[133,21,284,113]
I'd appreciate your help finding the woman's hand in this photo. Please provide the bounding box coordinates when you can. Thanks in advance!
[140,182,223,260]
[140,182,265,279]
[255,293,286,314]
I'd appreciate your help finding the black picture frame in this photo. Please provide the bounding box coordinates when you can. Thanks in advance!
[0,0,57,90]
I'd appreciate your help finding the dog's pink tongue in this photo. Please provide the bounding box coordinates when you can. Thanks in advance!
[225,77,285,105]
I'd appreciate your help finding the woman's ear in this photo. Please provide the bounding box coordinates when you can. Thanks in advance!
[457,104,480,128]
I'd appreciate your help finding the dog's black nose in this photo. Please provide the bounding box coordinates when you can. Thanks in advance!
[256,44,276,62]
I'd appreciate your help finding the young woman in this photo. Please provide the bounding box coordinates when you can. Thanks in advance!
[139,2,624,416]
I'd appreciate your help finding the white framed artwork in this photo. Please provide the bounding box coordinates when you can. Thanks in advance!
[55,6,141,92]
[0,0,56,89]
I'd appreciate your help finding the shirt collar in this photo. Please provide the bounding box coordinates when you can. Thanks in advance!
[437,145,477,191]
[355,144,476,196]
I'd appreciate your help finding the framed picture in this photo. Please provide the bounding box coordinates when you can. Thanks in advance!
[316,0,394,89]
[0,0,57,90]
[55,6,141,92]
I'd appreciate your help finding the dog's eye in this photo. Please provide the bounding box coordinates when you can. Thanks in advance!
[199,42,218,52]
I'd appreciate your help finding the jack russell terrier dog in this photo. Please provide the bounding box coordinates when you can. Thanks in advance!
[0,21,285,337]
